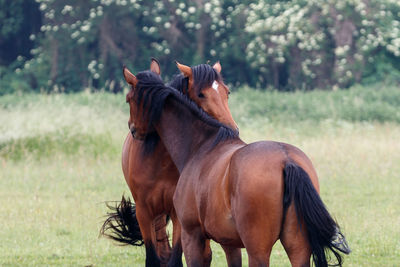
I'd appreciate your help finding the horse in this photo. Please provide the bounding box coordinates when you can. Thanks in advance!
[100,59,238,266]
[122,69,351,267]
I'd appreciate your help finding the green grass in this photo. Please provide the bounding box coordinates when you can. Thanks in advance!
[230,84,400,125]
[0,86,399,266]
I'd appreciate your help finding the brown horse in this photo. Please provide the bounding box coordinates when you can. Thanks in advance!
[101,59,238,266]
[122,70,350,267]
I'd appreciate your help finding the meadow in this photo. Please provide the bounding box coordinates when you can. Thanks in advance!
[0,85,399,266]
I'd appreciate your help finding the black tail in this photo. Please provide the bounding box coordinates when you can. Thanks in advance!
[283,162,351,267]
[100,195,144,246]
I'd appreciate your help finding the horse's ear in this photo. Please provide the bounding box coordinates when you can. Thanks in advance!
[176,61,192,78]
[123,66,137,87]
[213,61,222,73]
[150,58,161,75]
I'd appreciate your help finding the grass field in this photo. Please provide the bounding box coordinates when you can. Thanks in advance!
[1,86,399,266]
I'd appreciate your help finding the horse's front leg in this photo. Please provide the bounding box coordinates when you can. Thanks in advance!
[135,204,161,267]
[181,227,212,267]
[154,214,172,266]
[221,245,242,267]
[168,211,183,267]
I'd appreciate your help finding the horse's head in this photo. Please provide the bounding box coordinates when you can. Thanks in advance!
[176,62,238,132]
[123,59,161,139]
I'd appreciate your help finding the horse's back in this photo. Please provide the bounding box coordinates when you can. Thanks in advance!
[229,140,319,192]
[229,141,287,187]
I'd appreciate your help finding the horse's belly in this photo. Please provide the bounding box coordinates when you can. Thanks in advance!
[203,213,244,247]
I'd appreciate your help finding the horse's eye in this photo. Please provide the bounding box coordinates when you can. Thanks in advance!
[198,93,205,98]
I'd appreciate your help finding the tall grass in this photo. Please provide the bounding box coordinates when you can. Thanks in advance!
[1,85,399,160]
[230,84,400,126]
[0,92,126,161]
[0,85,399,266]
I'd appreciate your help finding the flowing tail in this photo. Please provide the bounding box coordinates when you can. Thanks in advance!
[283,162,351,267]
[100,195,144,246]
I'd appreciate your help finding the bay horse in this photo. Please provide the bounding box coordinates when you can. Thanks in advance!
[100,59,238,266]
[122,70,351,267]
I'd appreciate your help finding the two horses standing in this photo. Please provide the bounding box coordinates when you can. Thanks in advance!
[101,59,350,267]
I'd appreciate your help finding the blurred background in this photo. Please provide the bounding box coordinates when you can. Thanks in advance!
[1,0,400,94]
[1,1,400,266]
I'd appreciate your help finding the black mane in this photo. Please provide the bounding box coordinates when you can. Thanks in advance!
[191,64,222,95]
[167,73,189,94]
[141,73,188,155]
[168,64,221,96]
[135,70,238,153]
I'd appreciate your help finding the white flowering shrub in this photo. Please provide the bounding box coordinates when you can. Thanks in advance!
[246,0,400,89]
[3,0,399,92]
[22,0,255,91]
[29,0,158,92]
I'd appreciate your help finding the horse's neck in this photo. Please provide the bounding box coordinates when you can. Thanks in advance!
[155,98,216,173]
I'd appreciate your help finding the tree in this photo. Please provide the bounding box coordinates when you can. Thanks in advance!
[246,0,400,90]
[2,0,399,93]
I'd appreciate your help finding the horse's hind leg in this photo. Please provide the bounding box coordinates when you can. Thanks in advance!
[232,173,282,266]
[236,210,277,267]
[246,244,273,267]
[221,245,242,267]
[280,205,311,267]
